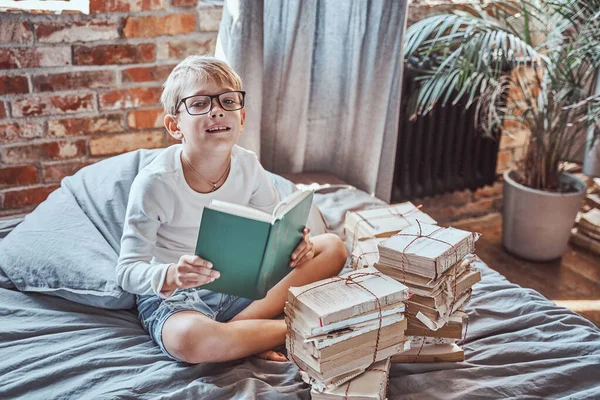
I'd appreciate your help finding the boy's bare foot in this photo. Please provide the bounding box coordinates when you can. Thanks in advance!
[254,350,288,362]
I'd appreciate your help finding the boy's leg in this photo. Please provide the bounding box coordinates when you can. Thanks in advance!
[162,310,287,364]
[161,233,346,364]
[231,233,347,322]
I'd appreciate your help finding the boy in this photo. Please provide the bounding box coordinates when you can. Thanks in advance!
[116,55,347,364]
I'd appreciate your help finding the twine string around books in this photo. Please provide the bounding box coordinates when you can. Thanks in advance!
[350,205,424,253]
[287,271,386,380]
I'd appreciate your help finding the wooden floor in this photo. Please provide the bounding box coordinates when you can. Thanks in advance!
[454,212,600,328]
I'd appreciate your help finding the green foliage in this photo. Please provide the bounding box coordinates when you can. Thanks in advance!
[404,0,600,190]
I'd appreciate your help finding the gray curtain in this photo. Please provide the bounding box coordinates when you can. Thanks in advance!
[216,0,408,202]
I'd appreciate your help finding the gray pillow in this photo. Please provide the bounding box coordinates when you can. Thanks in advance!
[0,148,327,309]
[0,149,160,309]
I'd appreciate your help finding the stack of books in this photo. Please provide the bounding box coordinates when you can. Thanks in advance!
[344,202,437,247]
[344,205,482,364]
[285,267,410,395]
[571,209,600,255]
[571,179,600,255]
[374,222,481,362]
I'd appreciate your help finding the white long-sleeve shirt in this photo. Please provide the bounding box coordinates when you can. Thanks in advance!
[116,144,280,296]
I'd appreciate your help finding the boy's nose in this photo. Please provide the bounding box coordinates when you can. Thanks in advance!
[209,98,225,118]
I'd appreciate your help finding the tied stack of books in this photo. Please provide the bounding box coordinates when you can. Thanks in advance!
[375,222,482,363]
[344,202,437,269]
[571,178,600,255]
[285,267,410,397]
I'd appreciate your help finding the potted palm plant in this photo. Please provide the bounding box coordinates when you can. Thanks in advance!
[403,0,600,261]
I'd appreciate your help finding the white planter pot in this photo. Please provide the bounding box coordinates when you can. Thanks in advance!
[502,170,586,261]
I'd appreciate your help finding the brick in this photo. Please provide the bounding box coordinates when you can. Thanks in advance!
[2,185,59,209]
[0,47,71,70]
[198,6,223,31]
[33,70,116,92]
[0,165,39,188]
[123,14,197,38]
[473,181,503,200]
[0,21,33,44]
[500,127,529,149]
[89,0,166,13]
[35,20,119,43]
[172,0,198,7]
[74,44,155,66]
[512,146,525,164]
[48,114,123,137]
[0,122,45,143]
[99,87,161,110]
[495,149,512,174]
[157,35,217,59]
[89,131,164,156]
[42,161,92,183]
[0,74,28,94]
[12,93,95,117]
[2,140,87,164]
[127,108,164,129]
[0,102,6,119]
[121,64,175,84]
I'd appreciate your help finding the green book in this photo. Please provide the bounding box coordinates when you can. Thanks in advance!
[195,190,314,300]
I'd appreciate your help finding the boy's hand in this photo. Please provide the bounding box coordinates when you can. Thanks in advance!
[290,227,314,268]
[163,255,220,292]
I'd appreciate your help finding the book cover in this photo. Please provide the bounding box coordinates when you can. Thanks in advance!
[195,190,314,300]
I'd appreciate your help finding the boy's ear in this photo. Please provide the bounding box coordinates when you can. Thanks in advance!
[240,108,246,131]
[164,114,183,141]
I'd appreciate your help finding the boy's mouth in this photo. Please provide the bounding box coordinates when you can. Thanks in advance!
[206,125,231,134]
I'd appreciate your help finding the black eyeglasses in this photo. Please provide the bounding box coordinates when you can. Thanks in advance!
[176,91,246,115]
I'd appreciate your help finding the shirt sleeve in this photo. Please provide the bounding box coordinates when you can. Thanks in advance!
[116,173,175,297]
[248,159,280,214]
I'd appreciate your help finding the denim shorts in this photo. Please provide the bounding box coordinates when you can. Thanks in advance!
[137,288,254,362]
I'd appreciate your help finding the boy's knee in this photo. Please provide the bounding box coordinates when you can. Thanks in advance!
[163,314,224,364]
[324,233,348,272]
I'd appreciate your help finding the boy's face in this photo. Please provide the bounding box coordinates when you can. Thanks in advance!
[168,79,246,154]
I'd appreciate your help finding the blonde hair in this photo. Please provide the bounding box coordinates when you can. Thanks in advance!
[160,55,243,115]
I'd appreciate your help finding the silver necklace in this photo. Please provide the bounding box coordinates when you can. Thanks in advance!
[182,153,231,192]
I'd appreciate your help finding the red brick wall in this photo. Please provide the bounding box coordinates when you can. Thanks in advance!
[0,0,222,216]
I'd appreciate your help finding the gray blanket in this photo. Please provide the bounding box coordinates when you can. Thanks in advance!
[1,179,599,399]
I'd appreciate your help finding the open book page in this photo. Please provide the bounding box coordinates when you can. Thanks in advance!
[208,200,274,223]
[272,190,312,220]
[207,190,313,225]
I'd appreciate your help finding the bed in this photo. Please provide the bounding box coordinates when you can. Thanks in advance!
[1,149,599,399]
